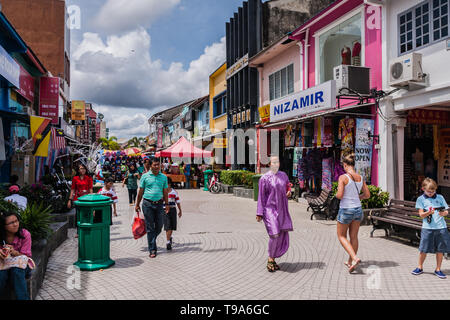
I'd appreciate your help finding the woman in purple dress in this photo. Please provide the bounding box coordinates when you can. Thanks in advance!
[257,156,294,272]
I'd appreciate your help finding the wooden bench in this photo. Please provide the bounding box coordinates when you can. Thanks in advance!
[305,188,333,220]
[369,199,450,243]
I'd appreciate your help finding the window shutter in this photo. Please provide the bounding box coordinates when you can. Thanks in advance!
[274,71,281,99]
[288,64,294,94]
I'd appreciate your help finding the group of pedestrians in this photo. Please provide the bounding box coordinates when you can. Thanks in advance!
[257,154,449,278]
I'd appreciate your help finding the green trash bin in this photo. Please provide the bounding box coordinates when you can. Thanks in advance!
[203,170,213,191]
[74,194,115,271]
[253,174,262,201]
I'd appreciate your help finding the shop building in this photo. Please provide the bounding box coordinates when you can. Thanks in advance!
[207,62,228,167]
[226,0,335,170]
[252,0,384,196]
[379,0,450,201]
[2,0,72,137]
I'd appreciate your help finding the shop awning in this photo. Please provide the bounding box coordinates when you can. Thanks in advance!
[155,136,212,158]
[263,102,376,128]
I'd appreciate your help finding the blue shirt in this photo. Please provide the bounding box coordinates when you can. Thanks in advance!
[140,171,168,201]
[415,194,449,230]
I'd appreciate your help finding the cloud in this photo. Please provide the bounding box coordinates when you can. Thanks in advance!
[93,105,154,139]
[71,28,226,112]
[95,0,181,34]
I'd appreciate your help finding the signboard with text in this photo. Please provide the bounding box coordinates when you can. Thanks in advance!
[71,100,86,121]
[39,77,59,124]
[270,80,336,123]
[15,64,34,102]
[0,43,20,88]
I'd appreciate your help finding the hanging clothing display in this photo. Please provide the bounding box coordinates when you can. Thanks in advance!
[323,118,333,147]
[314,118,324,147]
[322,157,333,191]
[339,117,355,160]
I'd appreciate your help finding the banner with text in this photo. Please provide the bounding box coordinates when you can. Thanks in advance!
[355,118,374,184]
[39,77,59,125]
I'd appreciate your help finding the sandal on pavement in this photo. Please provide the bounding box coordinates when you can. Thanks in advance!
[273,262,280,270]
[267,260,276,272]
[348,259,361,273]
[149,251,157,258]
[344,262,352,268]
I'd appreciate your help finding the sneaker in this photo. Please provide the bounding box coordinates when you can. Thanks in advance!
[434,270,447,279]
[411,268,423,275]
[167,242,172,251]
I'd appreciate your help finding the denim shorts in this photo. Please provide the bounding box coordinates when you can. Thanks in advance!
[337,207,363,224]
[419,228,450,253]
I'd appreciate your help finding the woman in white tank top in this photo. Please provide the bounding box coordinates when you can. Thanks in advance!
[335,153,370,273]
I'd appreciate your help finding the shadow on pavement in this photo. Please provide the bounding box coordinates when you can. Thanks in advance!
[278,261,326,273]
[112,257,145,268]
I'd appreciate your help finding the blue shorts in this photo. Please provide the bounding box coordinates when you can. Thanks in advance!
[337,207,363,224]
[419,228,450,254]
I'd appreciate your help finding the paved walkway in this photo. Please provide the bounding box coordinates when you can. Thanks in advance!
[36,185,450,300]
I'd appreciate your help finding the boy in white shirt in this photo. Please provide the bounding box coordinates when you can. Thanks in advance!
[164,178,182,251]
[97,178,119,224]
[4,185,27,211]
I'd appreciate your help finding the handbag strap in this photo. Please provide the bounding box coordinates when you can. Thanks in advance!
[347,173,361,195]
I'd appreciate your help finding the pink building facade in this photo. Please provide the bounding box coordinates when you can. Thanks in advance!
[252,0,384,189]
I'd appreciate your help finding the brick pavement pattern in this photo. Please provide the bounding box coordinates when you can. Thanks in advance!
[36,185,450,300]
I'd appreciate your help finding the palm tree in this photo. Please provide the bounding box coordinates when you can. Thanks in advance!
[97,136,119,150]
[127,137,146,149]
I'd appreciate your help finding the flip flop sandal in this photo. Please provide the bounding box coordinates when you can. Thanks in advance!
[149,251,157,258]
[344,262,352,268]
[349,259,361,273]
[267,261,276,272]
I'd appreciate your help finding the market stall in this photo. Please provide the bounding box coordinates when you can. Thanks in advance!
[155,137,212,187]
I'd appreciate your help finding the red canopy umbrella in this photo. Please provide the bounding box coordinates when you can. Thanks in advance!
[155,137,212,158]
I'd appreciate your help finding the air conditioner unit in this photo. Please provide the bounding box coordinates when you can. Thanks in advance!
[333,65,371,95]
[389,52,424,88]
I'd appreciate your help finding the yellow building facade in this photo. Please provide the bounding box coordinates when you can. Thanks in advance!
[209,62,227,133]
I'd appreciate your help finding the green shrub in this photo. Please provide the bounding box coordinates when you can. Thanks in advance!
[331,182,389,209]
[0,199,20,215]
[20,202,53,241]
[220,170,256,188]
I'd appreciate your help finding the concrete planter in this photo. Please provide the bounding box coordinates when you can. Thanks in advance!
[51,208,76,228]
[221,184,235,194]
[233,187,254,199]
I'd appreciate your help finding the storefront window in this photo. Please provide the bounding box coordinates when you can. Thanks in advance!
[319,13,362,83]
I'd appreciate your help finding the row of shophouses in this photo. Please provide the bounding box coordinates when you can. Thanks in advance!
[148,0,450,202]
[0,1,108,187]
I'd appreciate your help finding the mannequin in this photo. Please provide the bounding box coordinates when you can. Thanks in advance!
[341,46,351,65]
[352,41,361,66]
[256,156,294,272]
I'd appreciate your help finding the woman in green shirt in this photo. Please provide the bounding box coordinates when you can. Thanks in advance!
[122,163,140,206]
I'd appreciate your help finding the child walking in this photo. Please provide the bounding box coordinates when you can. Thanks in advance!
[165,178,182,251]
[98,178,119,225]
[412,178,449,279]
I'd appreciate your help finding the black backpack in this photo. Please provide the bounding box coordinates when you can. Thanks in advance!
[328,197,340,220]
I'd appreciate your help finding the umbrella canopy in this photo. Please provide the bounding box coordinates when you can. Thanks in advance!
[155,136,212,158]
[124,147,142,156]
